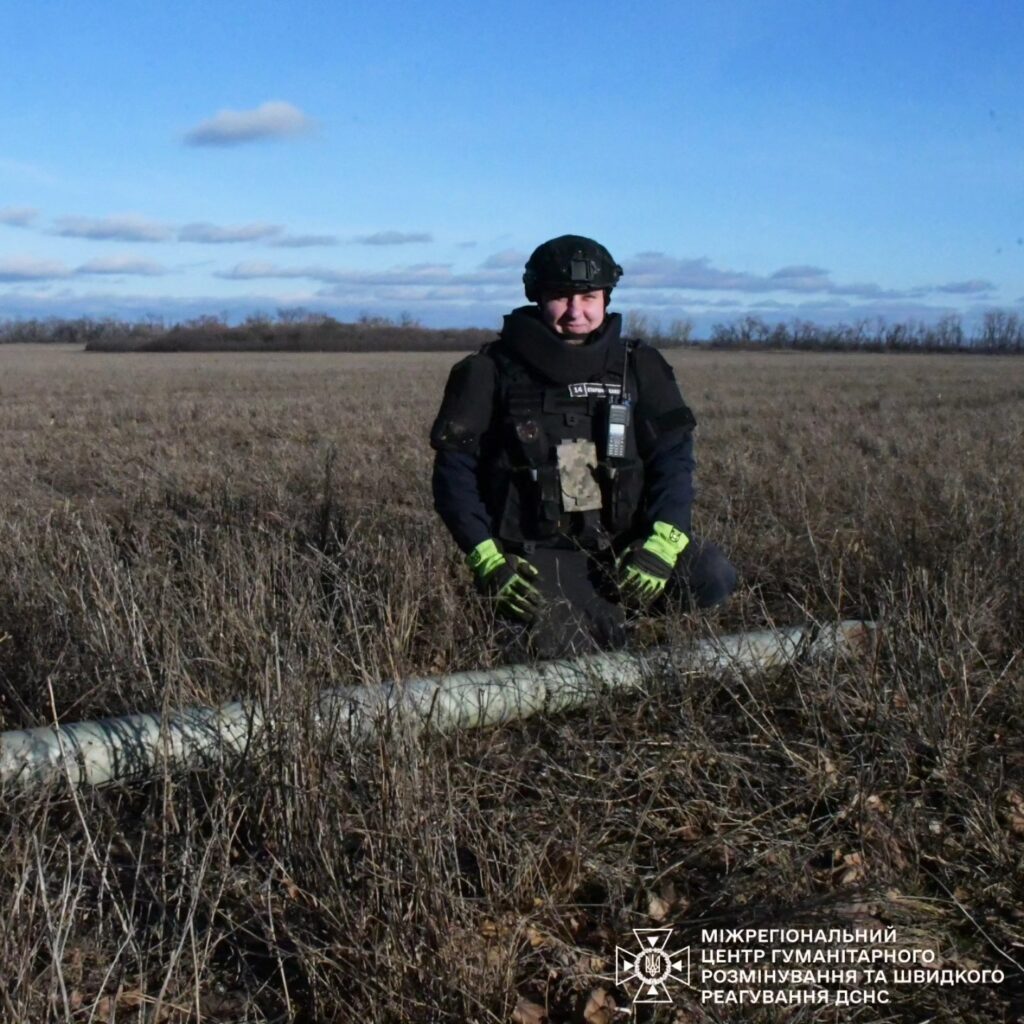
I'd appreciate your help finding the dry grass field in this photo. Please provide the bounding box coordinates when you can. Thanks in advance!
[0,343,1022,1022]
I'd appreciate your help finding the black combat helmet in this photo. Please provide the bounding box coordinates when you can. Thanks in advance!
[522,235,623,302]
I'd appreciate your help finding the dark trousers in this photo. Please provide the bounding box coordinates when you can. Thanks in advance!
[505,539,737,660]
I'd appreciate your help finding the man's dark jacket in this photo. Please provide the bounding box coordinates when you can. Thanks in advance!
[430,307,696,553]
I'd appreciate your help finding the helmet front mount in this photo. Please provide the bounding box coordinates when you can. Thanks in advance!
[523,235,623,302]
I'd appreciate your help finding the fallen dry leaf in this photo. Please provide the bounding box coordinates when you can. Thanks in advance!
[1003,791,1024,835]
[648,892,671,922]
[512,996,547,1024]
[864,793,888,814]
[583,986,617,1024]
[836,851,863,885]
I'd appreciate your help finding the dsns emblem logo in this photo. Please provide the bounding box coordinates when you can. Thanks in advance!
[615,928,690,1004]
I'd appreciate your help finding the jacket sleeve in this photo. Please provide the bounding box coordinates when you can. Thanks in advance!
[632,345,697,536]
[429,353,497,553]
[642,432,695,535]
[431,451,493,553]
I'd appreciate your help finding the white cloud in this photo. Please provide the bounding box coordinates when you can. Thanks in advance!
[179,222,282,244]
[216,261,449,286]
[0,206,38,227]
[480,248,527,269]
[0,254,171,281]
[620,253,994,302]
[215,261,514,290]
[622,253,829,294]
[933,279,996,295]
[184,101,315,146]
[768,265,832,286]
[216,261,287,279]
[0,257,71,281]
[270,233,339,248]
[54,214,172,242]
[354,230,433,245]
[77,256,167,276]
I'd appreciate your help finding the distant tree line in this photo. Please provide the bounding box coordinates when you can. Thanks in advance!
[702,311,1024,353]
[0,316,158,347]
[0,310,492,353]
[2,308,1024,353]
[621,311,696,347]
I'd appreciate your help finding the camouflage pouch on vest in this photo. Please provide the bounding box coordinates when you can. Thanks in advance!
[556,440,602,512]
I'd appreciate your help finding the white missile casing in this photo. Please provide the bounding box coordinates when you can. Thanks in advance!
[0,621,874,790]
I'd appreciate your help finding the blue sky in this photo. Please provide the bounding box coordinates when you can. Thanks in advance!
[1,0,1021,332]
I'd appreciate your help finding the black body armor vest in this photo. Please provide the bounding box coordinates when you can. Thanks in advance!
[480,335,645,551]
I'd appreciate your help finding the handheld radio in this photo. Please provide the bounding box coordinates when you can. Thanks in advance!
[605,341,631,458]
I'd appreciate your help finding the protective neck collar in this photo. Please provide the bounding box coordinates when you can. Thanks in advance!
[498,306,624,385]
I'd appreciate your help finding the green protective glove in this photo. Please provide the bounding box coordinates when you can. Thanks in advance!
[467,539,544,623]
[617,521,690,606]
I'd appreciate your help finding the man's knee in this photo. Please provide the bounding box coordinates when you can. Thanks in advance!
[505,547,626,658]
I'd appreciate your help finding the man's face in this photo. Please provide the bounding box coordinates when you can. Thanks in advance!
[539,289,606,343]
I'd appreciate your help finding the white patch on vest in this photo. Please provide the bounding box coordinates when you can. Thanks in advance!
[568,382,622,398]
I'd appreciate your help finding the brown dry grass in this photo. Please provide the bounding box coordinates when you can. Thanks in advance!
[0,344,1022,1022]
